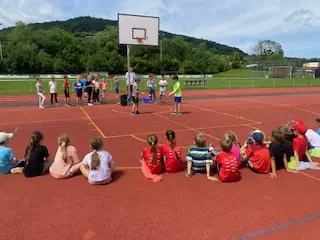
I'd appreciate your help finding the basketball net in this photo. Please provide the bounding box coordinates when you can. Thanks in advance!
[136,37,143,44]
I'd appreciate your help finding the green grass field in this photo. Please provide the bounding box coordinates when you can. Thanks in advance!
[0,70,319,95]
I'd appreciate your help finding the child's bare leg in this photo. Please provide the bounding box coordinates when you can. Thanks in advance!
[186,161,192,177]
[70,162,82,175]
[80,165,90,178]
[11,167,24,174]
[177,102,181,113]
[132,104,136,113]
[109,160,116,175]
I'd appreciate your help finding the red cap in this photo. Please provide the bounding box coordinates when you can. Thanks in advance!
[293,118,304,124]
[291,124,307,135]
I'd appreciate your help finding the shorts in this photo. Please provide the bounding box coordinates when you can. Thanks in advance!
[115,88,119,94]
[64,89,70,98]
[308,148,320,157]
[174,96,182,103]
[160,89,166,96]
[89,177,112,185]
[148,88,155,94]
[132,96,139,104]
[84,88,88,93]
[76,92,83,98]
[102,90,107,98]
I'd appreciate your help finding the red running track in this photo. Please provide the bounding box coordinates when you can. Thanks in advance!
[0,87,320,240]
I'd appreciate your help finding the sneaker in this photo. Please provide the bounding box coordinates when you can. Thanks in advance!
[55,104,58,107]
[88,103,93,106]
[177,112,182,116]
[131,112,136,116]
[171,112,177,115]
[136,111,140,115]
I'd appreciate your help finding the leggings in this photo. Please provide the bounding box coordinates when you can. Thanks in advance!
[50,93,57,104]
[87,91,92,103]
[93,90,100,103]
[37,93,45,106]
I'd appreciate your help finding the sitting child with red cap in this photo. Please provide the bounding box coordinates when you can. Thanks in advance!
[289,123,320,170]
[289,118,320,157]
[241,130,271,174]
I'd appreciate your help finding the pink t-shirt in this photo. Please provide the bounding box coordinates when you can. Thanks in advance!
[49,145,80,178]
[101,82,107,91]
[231,144,240,168]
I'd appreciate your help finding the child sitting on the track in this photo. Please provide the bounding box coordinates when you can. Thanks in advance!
[48,76,58,107]
[224,131,241,168]
[185,133,217,181]
[81,137,115,185]
[49,133,82,179]
[169,74,182,116]
[215,138,241,182]
[140,134,163,182]
[147,74,157,103]
[63,75,71,106]
[159,75,168,103]
[162,130,184,173]
[22,131,53,177]
[289,124,320,170]
[101,79,108,104]
[36,78,45,109]
[132,78,143,115]
[0,129,25,174]
[74,76,83,106]
[241,130,271,174]
[268,129,297,178]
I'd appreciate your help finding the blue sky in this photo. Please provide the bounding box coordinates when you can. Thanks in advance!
[0,0,319,58]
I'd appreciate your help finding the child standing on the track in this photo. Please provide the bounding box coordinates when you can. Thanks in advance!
[92,76,101,105]
[215,138,241,182]
[48,76,58,107]
[169,74,182,115]
[159,75,168,103]
[147,74,157,103]
[132,78,143,115]
[36,78,45,109]
[86,76,94,106]
[74,76,83,106]
[82,75,88,100]
[162,130,184,173]
[185,133,217,181]
[113,76,120,98]
[101,79,108,104]
[63,75,71,106]
[224,131,241,168]
[49,133,82,179]
[140,134,163,182]
[81,137,115,185]
[0,129,25,174]
[241,130,271,174]
[22,131,53,177]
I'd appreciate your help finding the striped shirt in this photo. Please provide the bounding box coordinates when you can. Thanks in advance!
[186,145,213,173]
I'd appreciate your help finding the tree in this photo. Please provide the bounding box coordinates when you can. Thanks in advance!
[251,40,284,60]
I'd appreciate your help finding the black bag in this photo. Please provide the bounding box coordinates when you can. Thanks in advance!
[120,94,127,106]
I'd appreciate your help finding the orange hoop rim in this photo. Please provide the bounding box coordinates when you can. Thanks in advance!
[136,37,143,43]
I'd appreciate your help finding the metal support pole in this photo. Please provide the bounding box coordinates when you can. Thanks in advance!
[127,45,131,103]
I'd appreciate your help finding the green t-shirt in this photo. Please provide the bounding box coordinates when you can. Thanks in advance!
[173,81,182,97]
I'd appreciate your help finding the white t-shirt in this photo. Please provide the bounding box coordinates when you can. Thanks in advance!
[48,80,57,94]
[159,79,167,90]
[36,82,43,93]
[305,129,320,149]
[83,150,112,182]
[125,72,136,86]
[92,80,100,91]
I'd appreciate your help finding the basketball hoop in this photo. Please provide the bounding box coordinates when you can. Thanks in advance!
[136,37,143,44]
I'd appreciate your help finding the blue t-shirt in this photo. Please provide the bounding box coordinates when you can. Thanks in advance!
[0,146,14,174]
[74,81,83,94]
[82,79,88,90]
[317,128,320,135]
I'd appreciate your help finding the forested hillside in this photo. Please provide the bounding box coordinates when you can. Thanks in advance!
[0,17,246,74]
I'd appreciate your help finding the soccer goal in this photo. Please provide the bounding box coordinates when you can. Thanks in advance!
[267,66,293,78]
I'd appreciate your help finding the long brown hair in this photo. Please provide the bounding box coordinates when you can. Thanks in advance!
[58,133,70,163]
[90,137,103,170]
[147,134,158,164]
[25,131,44,161]
[166,130,179,160]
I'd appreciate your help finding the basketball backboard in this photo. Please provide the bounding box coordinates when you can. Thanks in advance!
[118,14,159,46]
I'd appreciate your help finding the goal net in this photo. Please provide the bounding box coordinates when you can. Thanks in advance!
[267,66,292,78]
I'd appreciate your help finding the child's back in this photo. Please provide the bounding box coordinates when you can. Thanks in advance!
[246,143,271,173]
[83,150,112,182]
[216,151,240,182]
[141,146,162,174]
[187,145,212,173]
[0,145,14,174]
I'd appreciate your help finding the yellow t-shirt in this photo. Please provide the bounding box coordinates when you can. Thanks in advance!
[173,82,181,97]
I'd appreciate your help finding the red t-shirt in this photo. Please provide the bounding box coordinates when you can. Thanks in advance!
[216,151,241,182]
[141,147,163,174]
[292,136,307,160]
[63,80,70,88]
[162,142,183,173]
[246,143,271,173]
